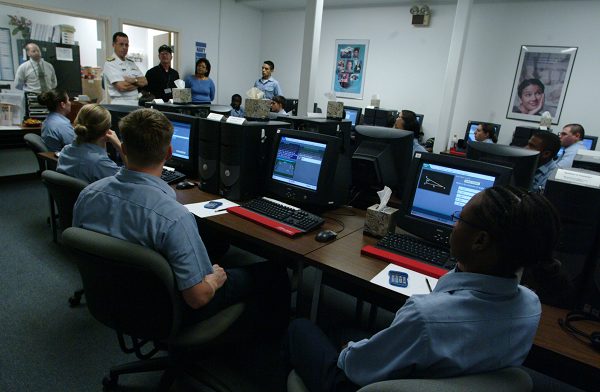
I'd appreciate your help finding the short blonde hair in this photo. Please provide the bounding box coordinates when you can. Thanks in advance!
[74,104,111,144]
[119,109,173,166]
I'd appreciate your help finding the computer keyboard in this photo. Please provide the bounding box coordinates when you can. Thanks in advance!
[161,167,186,184]
[361,233,456,278]
[227,197,324,237]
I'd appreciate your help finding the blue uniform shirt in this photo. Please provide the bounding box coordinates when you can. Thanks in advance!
[337,269,541,386]
[412,139,428,156]
[254,77,282,100]
[73,168,213,290]
[57,142,119,183]
[41,112,75,152]
[531,159,559,192]
[557,140,586,169]
[230,106,245,118]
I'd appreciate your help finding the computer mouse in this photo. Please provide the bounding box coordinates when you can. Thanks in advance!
[176,181,196,190]
[315,229,337,242]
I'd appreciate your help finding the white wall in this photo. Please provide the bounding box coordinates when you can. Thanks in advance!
[454,0,600,144]
[3,0,262,105]
[262,1,599,143]
[261,4,456,139]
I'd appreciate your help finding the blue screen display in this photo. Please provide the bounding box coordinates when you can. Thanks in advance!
[171,121,191,160]
[345,109,359,126]
[272,136,326,191]
[410,163,497,227]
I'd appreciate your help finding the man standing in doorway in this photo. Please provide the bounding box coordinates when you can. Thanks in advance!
[15,43,57,93]
[253,60,282,100]
[103,32,147,106]
[144,44,180,102]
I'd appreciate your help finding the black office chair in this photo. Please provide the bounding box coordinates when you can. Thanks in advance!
[41,170,89,306]
[288,367,533,392]
[23,133,53,174]
[62,227,245,390]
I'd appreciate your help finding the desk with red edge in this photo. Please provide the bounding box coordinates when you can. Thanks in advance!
[304,229,600,391]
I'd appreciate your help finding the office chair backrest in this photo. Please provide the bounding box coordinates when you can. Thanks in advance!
[23,133,51,173]
[62,227,183,340]
[356,367,532,392]
[41,170,88,230]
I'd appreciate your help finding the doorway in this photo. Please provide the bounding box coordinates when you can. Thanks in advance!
[122,23,178,74]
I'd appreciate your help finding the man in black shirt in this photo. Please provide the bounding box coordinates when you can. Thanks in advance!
[144,45,180,102]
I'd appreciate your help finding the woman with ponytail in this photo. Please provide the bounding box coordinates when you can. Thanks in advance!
[285,186,560,391]
[57,104,126,183]
[38,89,75,151]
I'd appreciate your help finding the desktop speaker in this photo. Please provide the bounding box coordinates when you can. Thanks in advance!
[197,118,221,194]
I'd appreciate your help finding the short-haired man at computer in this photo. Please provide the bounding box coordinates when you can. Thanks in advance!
[394,110,426,155]
[285,185,559,391]
[254,60,282,100]
[73,108,290,327]
[525,131,561,192]
[557,123,586,169]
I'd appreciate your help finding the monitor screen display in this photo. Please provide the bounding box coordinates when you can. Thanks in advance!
[464,121,501,142]
[271,136,326,191]
[171,120,191,160]
[345,109,359,126]
[409,162,497,228]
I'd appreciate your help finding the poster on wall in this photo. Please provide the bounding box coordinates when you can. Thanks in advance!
[332,39,368,99]
[506,45,577,124]
[195,41,206,63]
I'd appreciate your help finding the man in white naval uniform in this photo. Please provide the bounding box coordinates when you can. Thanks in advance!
[103,32,147,106]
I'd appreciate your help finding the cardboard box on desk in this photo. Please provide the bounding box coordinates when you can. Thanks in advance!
[172,88,191,104]
[364,204,398,238]
[81,79,103,103]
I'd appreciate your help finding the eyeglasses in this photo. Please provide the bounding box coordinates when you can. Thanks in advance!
[451,210,485,230]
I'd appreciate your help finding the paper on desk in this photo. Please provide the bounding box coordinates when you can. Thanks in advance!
[370,264,439,297]
[185,198,239,218]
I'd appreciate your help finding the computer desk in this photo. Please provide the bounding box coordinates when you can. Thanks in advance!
[304,229,600,391]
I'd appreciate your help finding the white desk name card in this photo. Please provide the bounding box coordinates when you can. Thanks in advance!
[554,169,600,188]
[226,116,246,125]
[207,113,224,122]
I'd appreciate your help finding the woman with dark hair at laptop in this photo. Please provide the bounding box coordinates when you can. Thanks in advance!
[284,185,561,391]
[57,104,125,183]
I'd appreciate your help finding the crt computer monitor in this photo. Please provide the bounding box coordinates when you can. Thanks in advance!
[344,106,362,127]
[466,140,539,190]
[398,152,512,248]
[464,120,501,142]
[415,113,424,128]
[266,128,350,208]
[163,112,199,177]
[352,125,414,196]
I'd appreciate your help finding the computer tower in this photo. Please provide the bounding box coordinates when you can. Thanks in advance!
[544,168,600,309]
[573,150,600,174]
[219,121,290,201]
[197,118,221,194]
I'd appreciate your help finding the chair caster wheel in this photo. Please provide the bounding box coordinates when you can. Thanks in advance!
[102,374,118,389]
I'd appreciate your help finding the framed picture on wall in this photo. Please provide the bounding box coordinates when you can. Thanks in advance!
[506,45,577,124]
[332,39,368,99]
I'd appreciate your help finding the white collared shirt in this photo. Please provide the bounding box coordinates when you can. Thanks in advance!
[15,59,57,93]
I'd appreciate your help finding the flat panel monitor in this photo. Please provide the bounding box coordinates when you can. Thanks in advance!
[352,125,414,197]
[344,106,362,128]
[466,141,539,190]
[464,120,501,142]
[163,112,199,177]
[266,129,350,208]
[398,152,512,247]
